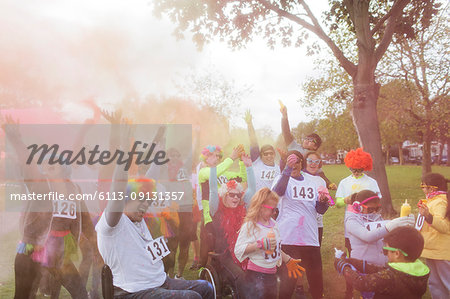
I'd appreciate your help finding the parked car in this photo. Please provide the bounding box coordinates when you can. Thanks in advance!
[390,157,399,164]
[405,156,422,165]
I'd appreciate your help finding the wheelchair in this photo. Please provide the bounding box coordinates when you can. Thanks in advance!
[198,252,241,299]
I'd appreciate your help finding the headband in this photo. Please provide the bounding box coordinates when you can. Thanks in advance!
[360,195,379,205]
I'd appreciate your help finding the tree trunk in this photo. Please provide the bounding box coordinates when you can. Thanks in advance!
[386,146,390,165]
[399,143,404,165]
[447,138,450,167]
[352,81,396,216]
[422,124,432,176]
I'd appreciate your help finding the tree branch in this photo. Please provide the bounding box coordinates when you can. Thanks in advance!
[374,0,409,63]
[257,0,357,77]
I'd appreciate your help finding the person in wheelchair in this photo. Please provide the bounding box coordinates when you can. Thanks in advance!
[206,151,256,298]
[96,127,213,299]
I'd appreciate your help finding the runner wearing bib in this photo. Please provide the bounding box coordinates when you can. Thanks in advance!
[96,126,213,299]
[272,152,329,299]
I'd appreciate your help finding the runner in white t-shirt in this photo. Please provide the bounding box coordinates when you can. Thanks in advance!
[272,151,329,299]
[95,126,213,299]
[244,110,281,191]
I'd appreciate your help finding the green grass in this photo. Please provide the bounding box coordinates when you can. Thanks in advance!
[1,165,449,298]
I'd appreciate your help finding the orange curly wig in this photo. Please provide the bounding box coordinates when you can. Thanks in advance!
[344,148,373,171]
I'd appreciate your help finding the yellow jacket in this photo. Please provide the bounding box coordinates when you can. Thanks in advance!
[420,193,450,260]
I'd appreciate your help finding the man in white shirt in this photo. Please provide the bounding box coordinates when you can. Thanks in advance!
[96,127,213,299]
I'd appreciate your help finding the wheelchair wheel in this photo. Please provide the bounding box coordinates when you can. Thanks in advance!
[199,266,218,299]
[221,283,238,299]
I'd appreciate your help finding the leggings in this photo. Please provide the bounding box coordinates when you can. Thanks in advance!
[279,245,323,299]
[45,261,89,299]
[14,253,41,299]
[244,270,277,299]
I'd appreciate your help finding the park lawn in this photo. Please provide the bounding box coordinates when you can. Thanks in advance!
[0,165,449,298]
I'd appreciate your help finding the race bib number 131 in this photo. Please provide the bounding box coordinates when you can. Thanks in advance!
[147,237,170,264]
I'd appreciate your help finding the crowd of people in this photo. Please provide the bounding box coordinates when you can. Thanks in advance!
[2,104,449,299]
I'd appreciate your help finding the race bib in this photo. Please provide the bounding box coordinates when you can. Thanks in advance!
[290,185,316,201]
[259,170,277,181]
[415,214,425,231]
[217,175,228,185]
[263,241,281,263]
[146,237,170,264]
[53,200,77,219]
[364,220,389,232]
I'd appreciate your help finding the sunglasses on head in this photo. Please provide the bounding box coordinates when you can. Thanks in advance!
[306,158,321,165]
[304,137,317,144]
[383,246,408,257]
[228,192,242,199]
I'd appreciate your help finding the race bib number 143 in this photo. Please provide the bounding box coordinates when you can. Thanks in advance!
[147,237,170,264]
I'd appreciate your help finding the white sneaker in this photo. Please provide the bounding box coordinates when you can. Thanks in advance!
[174,274,185,280]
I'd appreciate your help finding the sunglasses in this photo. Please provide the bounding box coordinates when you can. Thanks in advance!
[262,204,275,210]
[262,152,275,157]
[350,168,364,172]
[420,183,438,189]
[228,192,242,199]
[383,246,408,257]
[362,205,381,213]
[306,158,321,165]
[304,137,317,144]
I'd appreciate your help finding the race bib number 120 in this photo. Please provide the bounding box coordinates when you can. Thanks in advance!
[147,237,170,264]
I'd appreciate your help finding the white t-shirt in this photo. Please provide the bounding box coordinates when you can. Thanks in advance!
[336,174,381,200]
[274,172,325,247]
[96,213,166,293]
[252,158,280,191]
[234,219,282,268]
[336,174,381,237]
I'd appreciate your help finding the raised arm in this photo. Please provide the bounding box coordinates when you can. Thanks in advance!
[280,105,294,147]
[1,115,43,183]
[345,217,388,243]
[209,167,220,216]
[105,125,131,227]
[244,110,260,162]
[241,154,255,208]
[272,154,298,196]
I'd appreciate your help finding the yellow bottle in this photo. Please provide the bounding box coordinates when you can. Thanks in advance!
[265,230,275,255]
[400,199,411,217]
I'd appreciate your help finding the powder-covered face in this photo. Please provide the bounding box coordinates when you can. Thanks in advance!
[260,199,277,222]
[125,200,150,222]
[41,161,64,179]
[302,137,318,151]
[261,149,275,166]
[306,154,321,175]
[420,182,437,195]
[361,198,381,214]
[223,190,242,208]
[291,158,303,177]
[205,152,222,167]
[350,167,364,178]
